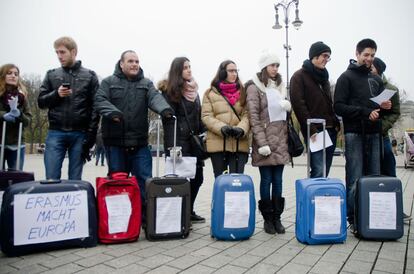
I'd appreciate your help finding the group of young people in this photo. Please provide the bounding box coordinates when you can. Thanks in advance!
[0,36,404,233]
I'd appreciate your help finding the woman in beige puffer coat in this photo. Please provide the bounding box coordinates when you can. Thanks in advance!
[246,51,290,235]
[202,60,250,178]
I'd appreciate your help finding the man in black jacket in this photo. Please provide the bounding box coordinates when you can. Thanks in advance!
[38,36,99,180]
[334,38,390,225]
[95,50,173,203]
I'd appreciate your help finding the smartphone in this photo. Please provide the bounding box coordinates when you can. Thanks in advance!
[62,83,71,89]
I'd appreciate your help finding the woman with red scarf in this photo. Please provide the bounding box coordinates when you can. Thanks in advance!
[201,60,250,177]
[0,64,31,170]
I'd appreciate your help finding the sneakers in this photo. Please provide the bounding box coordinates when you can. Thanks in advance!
[191,212,206,223]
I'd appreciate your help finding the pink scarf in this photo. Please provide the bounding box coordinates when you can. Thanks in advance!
[219,82,240,105]
[182,78,198,102]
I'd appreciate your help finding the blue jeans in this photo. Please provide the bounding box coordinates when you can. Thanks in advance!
[259,165,284,200]
[44,130,85,180]
[309,129,337,178]
[105,145,152,203]
[345,132,380,223]
[1,147,25,170]
[382,136,396,177]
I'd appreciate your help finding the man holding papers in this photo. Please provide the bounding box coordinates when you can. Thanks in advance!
[291,41,340,178]
[334,39,393,226]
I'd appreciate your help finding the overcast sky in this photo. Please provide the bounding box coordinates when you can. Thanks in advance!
[1,0,413,99]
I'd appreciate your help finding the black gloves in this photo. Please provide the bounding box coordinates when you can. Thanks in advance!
[221,126,244,138]
[221,125,234,137]
[81,131,96,164]
[161,109,174,119]
[232,127,244,139]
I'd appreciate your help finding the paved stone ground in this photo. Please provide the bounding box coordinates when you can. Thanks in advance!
[1,154,413,274]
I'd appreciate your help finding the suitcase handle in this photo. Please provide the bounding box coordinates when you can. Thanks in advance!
[109,172,129,180]
[40,179,61,184]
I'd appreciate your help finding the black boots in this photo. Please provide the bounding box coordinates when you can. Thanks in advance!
[258,199,276,234]
[272,197,285,234]
[259,197,286,234]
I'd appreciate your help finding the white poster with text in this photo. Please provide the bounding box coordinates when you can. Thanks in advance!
[14,190,89,245]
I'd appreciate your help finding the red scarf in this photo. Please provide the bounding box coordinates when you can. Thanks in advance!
[219,82,240,106]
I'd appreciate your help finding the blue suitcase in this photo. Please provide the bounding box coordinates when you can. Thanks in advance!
[211,173,256,240]
[295,119,347,245]
[0,179,97,257]
[354,176,403,240]
[295,178,347,244]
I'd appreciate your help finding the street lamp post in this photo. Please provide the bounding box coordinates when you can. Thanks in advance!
[272,0,303,93]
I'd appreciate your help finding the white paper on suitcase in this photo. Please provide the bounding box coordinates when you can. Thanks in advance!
[314,196,341,235]
[165,156,197,179]
[156,197,182,234]
[224,191,250,228]
[369,192,396,230]
[105,194,132,234]
[13,191,89,245]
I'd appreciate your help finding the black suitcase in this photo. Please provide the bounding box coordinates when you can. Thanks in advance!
[0,122,35,191]
[354,176,403,240]
[353,120,403,240]
[145,116,191,240]
[0,179,97,256]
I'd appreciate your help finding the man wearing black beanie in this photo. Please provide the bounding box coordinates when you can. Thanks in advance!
[290,41,339,178]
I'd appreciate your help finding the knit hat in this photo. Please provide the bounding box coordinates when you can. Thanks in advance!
[309,41,331,60]
[258,50,280,70]
[373,57,386,75]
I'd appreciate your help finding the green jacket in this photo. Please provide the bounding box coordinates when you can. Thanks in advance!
[381,78,400,136]
[0,92,32,146]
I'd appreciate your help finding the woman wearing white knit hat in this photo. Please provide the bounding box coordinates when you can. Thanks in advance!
[245,50,291,234]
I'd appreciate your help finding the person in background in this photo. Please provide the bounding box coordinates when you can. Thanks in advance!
[201,60,250,177]
[290,41,339,178]
[159,57,206,223]
[94,50,174,207]
[246,51,291,234]
[94,128,105,166]
[0,64,31,169]
[38,36,99,180]
[371,57,411,221]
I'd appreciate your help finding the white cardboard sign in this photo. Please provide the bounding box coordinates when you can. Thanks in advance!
[314,196,341,235]
[369,192,396,230]
[13,190,89,245]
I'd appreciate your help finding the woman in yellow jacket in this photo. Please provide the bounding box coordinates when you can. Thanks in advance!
[201,60,250,178]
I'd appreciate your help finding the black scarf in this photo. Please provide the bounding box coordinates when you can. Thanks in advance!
[302,59,329,85]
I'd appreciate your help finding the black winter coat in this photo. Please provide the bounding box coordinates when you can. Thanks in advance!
[38,61,99,132]
[334,60,384,134]
[162,94,205,157]
[95,62,173,147]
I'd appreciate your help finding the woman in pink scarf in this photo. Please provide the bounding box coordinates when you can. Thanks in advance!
[159,57,206,223]
[201,60,250,177]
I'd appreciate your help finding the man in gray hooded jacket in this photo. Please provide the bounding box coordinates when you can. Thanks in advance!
[95,50,174,204]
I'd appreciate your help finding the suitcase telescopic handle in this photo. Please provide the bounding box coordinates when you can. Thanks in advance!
[307,118,326,178]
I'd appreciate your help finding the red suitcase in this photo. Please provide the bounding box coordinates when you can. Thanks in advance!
[96,172,141,243]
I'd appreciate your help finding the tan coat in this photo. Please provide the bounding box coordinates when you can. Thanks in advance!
[246,75,290,166]
[201,87,250,153]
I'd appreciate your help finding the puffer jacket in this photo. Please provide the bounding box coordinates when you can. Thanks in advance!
[162,92,205,157]
[0,90,31,145]
[246,75,290,166]
[95,62,173,147]
[38,61,99,132]
[201,86,249,153]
